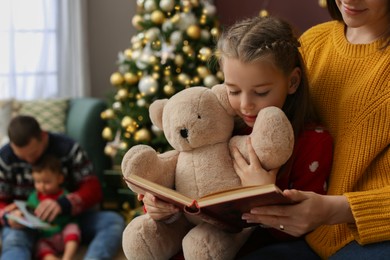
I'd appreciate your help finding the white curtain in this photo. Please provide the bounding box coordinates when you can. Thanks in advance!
[0,0,90,100]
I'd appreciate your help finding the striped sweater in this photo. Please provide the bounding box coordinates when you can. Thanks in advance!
[300,21,390,258]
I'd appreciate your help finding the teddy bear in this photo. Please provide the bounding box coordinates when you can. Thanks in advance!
[121,84,294,260]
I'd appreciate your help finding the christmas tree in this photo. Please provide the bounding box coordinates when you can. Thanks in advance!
[101,0,223,166]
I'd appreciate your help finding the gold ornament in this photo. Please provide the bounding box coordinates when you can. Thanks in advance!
[198,47,212,61]
[134,128,151,142]
[124,72,138,85]
[192,76,200,85]
[170,13,180,24]
[174,54,185,66]
[190,0,199,7]
[117,88,128,100]
[164,67,171,76]
[186,25,201,39]
[126,124,137,133]
[210,27,220,38]
[200,14,207,25]
[119,141,128,151]
[196,66,210,78]
[100,109,115,120]
[110,72,124,86]
[124,49,133,59]
[151,10,165,24]
[132,15,144,30]
[259,9,269,17]
[163,84,175,96]
[318,0,327,8]
[178,73,190,85]
[149,55,158,65]
[102,127,113,141]
[182,45,194,57]
[104,145,117,157]
[121,116,135,128]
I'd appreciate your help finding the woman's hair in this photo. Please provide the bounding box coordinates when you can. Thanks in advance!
[326,0,390,49]
[8,115,42,147]
[216,16,318,138]
[32,154,62,175]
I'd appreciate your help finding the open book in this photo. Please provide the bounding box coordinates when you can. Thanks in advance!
[124,175,292,233]
[5,200,53,229]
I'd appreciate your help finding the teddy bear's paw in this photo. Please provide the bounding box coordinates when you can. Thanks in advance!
[122,214,184,260]
[123,214,191,260]
[250,106,294,170]
[182,223,251,260]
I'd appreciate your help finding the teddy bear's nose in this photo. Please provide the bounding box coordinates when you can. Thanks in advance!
[180,128,189,138]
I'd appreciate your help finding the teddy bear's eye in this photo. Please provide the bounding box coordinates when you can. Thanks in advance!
[197,115,201,119]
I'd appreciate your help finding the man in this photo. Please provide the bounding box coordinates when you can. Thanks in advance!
[0,115,124,259]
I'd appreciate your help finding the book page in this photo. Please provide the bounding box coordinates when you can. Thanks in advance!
[6,200,52,229]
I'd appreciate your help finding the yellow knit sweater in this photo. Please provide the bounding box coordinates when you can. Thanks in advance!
[300,21,390,259]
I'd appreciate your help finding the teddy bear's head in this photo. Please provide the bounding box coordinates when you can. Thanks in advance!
[149,85,235,151]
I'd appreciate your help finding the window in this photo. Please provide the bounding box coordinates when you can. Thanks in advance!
[0,0,89,100]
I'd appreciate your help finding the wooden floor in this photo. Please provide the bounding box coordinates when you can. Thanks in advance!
[75,246,126,260]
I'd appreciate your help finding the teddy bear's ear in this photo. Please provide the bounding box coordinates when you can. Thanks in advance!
[149,99,168,130]
[211,84,236,116]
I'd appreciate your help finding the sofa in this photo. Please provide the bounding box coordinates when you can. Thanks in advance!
[66,98,112,180]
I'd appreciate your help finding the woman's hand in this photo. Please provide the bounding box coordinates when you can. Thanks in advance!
[141,192,179,221]
[241,189,354,237]
[232,137,278,186]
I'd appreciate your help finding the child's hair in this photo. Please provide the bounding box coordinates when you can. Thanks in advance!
[216,16,318,137]
[32,154,63,176]
[8,115,42,147]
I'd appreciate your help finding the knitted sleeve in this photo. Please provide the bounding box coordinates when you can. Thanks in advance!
[345,147,390,244]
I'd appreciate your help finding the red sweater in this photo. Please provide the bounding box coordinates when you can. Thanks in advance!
[0,133,102,225]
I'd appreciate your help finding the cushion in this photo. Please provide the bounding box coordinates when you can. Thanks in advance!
[16,99,69,133]
[0,99,13,146]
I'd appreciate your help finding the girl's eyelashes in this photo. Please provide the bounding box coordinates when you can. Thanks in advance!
[255,91,269,97]
[228,90,270,96]
[228,90,240,96]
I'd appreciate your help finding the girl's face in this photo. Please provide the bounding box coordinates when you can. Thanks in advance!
[336,0,389,30]
[223,57,300,127]
[32,170,64,195]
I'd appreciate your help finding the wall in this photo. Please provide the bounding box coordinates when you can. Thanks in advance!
[214,0,331,34]
[87,1,331,99]
[87,0,136,98]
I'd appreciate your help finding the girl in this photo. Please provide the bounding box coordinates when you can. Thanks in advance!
[142,16,333,258]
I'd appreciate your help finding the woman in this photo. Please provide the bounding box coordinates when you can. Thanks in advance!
[243,0,390,258]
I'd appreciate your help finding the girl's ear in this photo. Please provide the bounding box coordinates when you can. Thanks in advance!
[288,67,301,94]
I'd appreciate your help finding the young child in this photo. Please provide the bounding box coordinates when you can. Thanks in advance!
[141,16,333,258]
[28,154,80,260]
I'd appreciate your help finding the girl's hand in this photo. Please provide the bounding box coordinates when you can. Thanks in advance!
[241,189,354,237]
[232,137,278,186]
[142,192,179,221]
